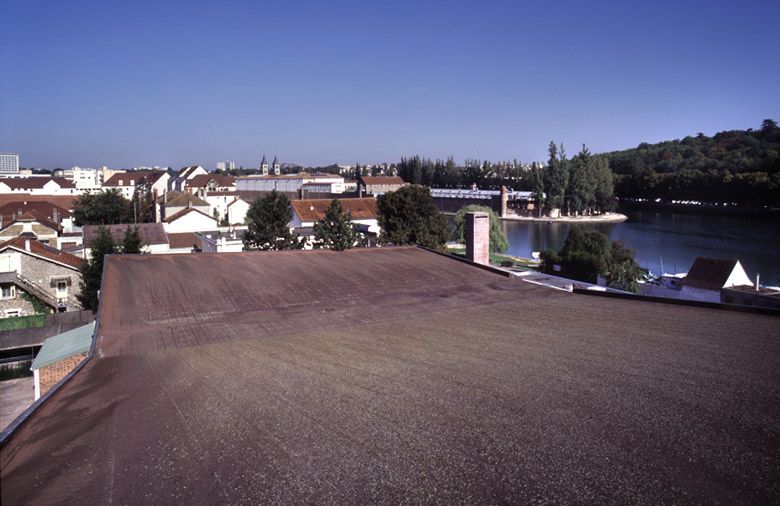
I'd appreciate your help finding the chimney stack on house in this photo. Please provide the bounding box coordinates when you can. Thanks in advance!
[465,211,489,266]
[25,239,31,252]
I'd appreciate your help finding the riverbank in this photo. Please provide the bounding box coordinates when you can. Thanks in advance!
[442,211,628,223]
[499,212,628,224]
[618,200,780,219]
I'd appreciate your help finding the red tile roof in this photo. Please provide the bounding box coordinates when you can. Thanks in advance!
[0,201,71,221]
[0,237,82,269]
[7,209,62,232]
[82,223,168,248]
[0,177,75,190]
[103,171,166,187]
[162,192,209,208]
[290,197,377,223]
[0,195,77,211]
[166,232,201,250]
[683,257,744,290]
[163,207,217,224]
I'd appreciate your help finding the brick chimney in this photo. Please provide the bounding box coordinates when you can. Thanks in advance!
[465,212,489,266]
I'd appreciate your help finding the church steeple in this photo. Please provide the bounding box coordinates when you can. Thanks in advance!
[272,156,280,175]
[260,155,268,175]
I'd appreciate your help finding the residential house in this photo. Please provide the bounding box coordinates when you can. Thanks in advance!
[183,174,236,195]
[0,211,62,245]
[201,192,241,224]
[0,237,83,315]
[0,195,77,216]
[158,192,211,222]
[0,177,77,196]
[0,201,73,232]
[102,171,170,201]
[82,223,170,258]
[680,257,754,303]
[163,207,219,233]
[358,175,406,196]
[289,197,379,246]
[170,165,208,192]
[30,321,94,400]
[226,197,250,225]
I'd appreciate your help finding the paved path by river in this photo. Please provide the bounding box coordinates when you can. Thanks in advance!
[500,212,628,223]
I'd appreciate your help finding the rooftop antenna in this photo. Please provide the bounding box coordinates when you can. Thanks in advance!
[659,255,664,275]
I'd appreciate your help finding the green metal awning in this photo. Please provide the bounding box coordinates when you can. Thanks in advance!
[30,321,95,371]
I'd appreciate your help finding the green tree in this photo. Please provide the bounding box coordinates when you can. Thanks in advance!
[130,178,155,223]
[593,156,615,212]
[544,142,569,212]
[569,145,598,215]
[121,226,142,254]
[78,226,118,312]
[313,199,359,251]
[606,241,642,292]
[243,190,306,250]
[530,162,546,217]
[73,189,134,226]
[453,204,508,253]
[540,226,642,292]
[376,185,450,249]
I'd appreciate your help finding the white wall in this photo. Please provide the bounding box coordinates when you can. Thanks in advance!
[164,211,218,233]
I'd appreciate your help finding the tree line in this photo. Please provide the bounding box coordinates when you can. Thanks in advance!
[604,119,780,207]
[396,144,616,217]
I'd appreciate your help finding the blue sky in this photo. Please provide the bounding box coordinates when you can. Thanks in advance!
[2,0,779,169]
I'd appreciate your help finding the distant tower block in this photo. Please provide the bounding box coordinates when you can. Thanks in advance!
[260,155,269,175]
[465,212,490,266]
[272,156,280,175]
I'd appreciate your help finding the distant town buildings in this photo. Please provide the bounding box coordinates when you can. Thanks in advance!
[358,175,407,196]
[237,172,345,194]
[0,153,20,174]
[216,161,236,171]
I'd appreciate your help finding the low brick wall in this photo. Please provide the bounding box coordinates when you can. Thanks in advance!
[39,353,87,397]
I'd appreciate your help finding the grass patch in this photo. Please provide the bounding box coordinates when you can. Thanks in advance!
[0,313,48,331]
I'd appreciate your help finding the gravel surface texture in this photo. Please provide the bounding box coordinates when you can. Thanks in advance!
[1,247,778,504]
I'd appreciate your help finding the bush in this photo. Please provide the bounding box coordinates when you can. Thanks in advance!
[453,205,508,253]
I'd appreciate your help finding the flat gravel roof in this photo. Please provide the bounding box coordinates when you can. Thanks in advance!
[1,247,778,504]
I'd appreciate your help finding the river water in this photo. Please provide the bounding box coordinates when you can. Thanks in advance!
[501,210,780,286]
